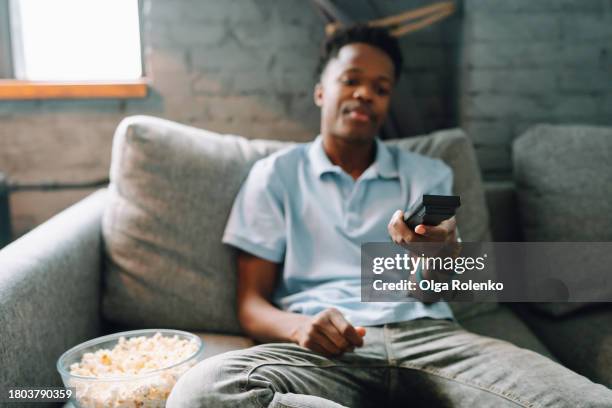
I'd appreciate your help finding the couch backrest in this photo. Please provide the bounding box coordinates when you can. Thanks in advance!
[102,115,491,333]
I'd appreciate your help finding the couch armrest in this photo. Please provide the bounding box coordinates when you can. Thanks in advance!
[0,189,107,394]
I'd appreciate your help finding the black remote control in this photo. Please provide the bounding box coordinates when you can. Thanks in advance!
[403,195,461,229]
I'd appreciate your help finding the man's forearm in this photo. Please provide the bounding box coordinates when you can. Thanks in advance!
[238,296,310,344]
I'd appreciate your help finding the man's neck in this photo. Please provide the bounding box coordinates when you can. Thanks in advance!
[322,134,376,180]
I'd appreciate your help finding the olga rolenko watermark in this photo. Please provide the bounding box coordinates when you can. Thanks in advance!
[371,277,503,293]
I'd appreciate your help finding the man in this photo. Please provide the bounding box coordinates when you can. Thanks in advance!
[168,25,612,407]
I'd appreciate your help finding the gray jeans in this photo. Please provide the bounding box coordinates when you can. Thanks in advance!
[167,318,612,407]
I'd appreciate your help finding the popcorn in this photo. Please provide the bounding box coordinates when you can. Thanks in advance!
[67,332,200,408]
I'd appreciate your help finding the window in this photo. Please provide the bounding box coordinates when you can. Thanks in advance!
[0,0,146,99]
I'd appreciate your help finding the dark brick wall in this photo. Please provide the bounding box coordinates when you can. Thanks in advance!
[460,0,612,180]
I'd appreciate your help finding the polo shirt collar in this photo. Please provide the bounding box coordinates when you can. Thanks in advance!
[308,135,399,179]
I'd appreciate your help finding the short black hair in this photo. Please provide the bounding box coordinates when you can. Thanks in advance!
[316,24,403,80]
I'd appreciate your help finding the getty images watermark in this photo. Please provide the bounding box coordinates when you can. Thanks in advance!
[361,242,612,303]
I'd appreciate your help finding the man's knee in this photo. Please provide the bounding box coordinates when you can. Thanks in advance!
[167,350,257,408]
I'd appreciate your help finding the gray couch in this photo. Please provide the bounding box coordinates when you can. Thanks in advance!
[1,116,610,407]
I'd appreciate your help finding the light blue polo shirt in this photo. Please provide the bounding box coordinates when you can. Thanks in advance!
[222,135,454,326]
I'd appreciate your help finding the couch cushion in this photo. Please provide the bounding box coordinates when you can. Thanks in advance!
[195,333,255,360]
[514,124,612,242]
[102,115,492,333]
[513,304,612,388]
[514,125,612,317]
[102,116,287,334]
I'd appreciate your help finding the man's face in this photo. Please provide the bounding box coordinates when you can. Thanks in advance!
[315,42,395,143]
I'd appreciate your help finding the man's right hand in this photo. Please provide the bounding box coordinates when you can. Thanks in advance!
[290,308,366,357]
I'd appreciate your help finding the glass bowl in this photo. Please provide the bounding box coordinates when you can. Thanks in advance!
[57,329,205,408]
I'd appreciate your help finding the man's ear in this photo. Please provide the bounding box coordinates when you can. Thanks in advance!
[314,83,323,108]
